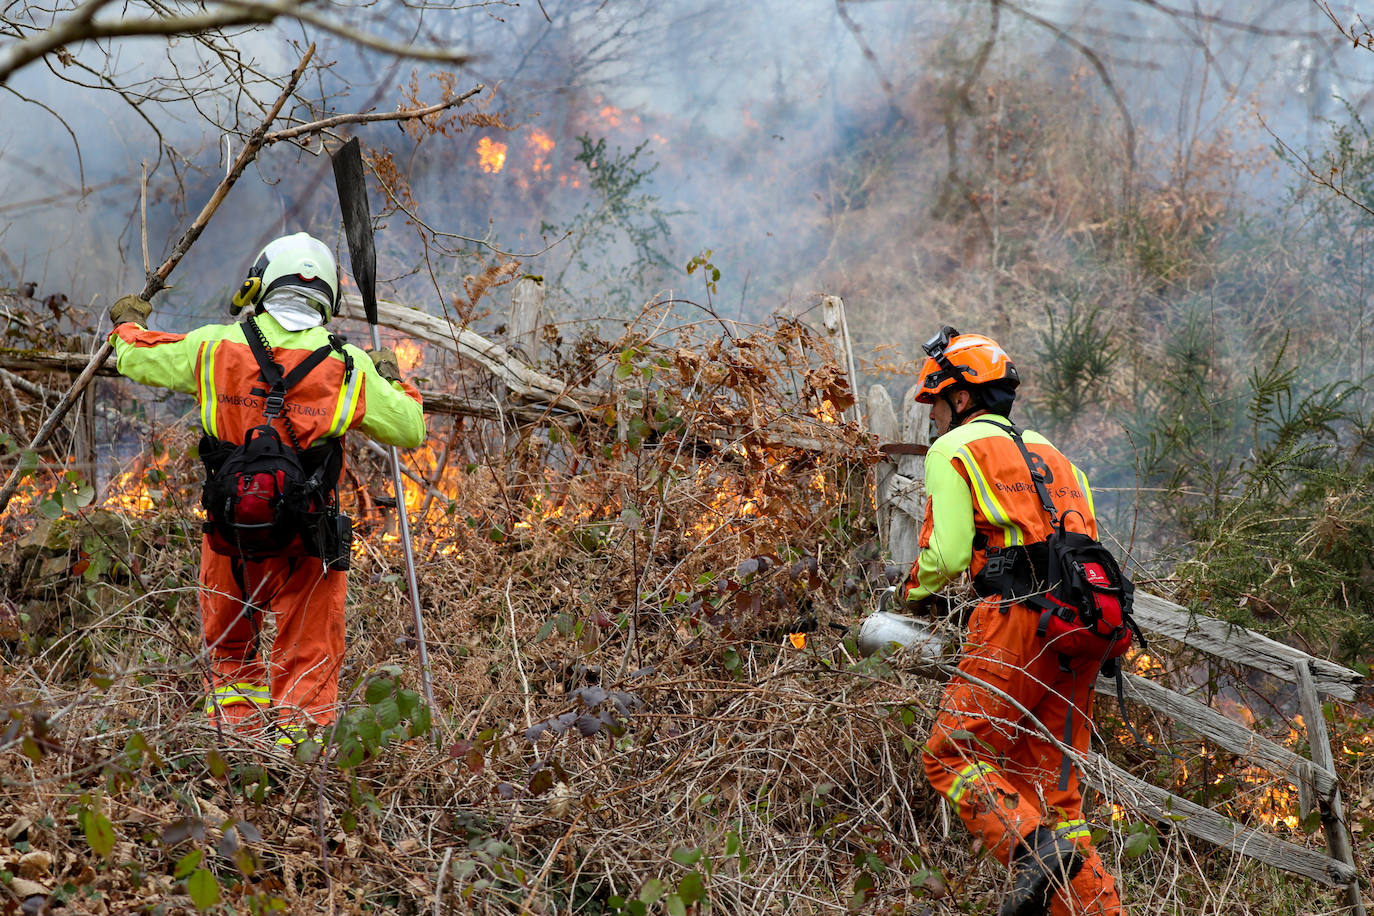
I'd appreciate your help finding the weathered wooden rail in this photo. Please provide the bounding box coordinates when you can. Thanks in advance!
[867,383,1367,912]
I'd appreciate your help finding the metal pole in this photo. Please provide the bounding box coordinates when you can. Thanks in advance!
[374,324,437,716]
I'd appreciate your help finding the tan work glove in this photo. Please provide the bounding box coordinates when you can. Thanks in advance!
[369,348,401,382]
[109,295,152,327]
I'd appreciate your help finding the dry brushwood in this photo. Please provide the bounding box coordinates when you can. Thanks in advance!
[0,305,1362,916]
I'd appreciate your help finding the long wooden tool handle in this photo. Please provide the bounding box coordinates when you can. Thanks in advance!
[0,44,316,516]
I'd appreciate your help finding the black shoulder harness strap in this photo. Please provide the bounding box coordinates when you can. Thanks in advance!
[244,316,351,422]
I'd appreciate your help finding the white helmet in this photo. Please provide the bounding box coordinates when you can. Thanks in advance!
[230,232,340,320]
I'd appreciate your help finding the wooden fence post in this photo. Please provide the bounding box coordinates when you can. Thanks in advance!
[1296,659,1366,916]
[877,385,928,569]
[868,385,899,554]
[507,275,545,364]
[820,295,863,431]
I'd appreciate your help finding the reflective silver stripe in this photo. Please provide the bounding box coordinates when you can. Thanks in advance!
[1057,818,1091,842]
[326,361,363,438]
[955,445,1025,546]
[275,723,308,746]
[948,761,997,814]
[203,682,269,715]
[198,341,221,437]
[1072,465,1095,517]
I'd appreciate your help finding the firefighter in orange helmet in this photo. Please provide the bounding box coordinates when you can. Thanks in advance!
[904,327,1121,916]
[107,232,425,747]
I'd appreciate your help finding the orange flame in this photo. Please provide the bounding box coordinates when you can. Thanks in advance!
[477,137,507,173]
[527,129,555,155]
[394,339,423,373]
[526,128,555,179]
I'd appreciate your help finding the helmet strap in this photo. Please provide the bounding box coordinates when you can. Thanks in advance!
[943,388,983,429]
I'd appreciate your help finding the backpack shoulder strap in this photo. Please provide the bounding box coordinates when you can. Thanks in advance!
[245,317,344,420]
[279,343,338,391]
[244,316,289,418]
[973,417,1061,527]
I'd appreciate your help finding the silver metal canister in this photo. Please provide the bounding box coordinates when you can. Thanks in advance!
[855,588,949,658]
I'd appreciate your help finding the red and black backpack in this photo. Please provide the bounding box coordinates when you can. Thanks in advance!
[199,316,351,566]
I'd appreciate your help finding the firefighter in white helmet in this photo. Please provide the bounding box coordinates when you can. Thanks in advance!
[108,231,424,746]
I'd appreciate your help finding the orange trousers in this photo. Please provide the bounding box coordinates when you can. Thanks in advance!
[199,536,347,736]
[923,599,1121,916]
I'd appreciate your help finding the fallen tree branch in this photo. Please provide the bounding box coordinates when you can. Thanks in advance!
[0,348,871,458]
[338,293,602,413]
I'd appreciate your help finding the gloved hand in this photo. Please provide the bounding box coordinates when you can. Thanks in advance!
[903,587,950,618]
[109,295,151,327]
[369,347,401,382]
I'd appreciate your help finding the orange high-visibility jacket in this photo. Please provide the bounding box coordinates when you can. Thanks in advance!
[109,312,425,451]
[907,415,1096,600]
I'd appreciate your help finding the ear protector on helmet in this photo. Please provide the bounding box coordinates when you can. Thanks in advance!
[229,255,269,315]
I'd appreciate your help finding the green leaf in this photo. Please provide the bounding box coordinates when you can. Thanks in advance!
[364,678,394,705]
[677,871,705,905]
[207,750,227,779]
[374,697,401,730]
[1123,829,1155,860]
[670,847,702,867]
[409,703,432,737]
[665,893,686,916]
[84,811,115,858]
[38,498,62,519]
[722,648,741,674]
[638,878,666,905]
[187,868,220,911]
[174,849,204,878]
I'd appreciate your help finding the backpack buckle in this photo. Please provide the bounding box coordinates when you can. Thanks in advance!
[263,392,285,418]
[982,551,1012,578]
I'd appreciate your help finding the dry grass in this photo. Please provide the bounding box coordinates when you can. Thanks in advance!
[0,309,1366,916]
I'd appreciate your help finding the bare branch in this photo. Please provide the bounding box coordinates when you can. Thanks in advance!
[1002,0,1137,193]
[0,0,269,84]
[263,84,486,144]
[0,44,317,516]
[0,0,471,87]
[1259,113,1374,219]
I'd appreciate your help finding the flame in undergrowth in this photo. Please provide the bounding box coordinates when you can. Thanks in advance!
[527,128,555,178]
[528,128,555,154]
[476,137,507,173]
[394,339,423,373]
[599,105,623,127]
[687,463,768,538]
[105,448,179,514]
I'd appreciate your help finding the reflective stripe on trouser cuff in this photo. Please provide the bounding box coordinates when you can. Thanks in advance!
[204,682,270,716]
[947,761,998,815]
[275,723,309,747]
[1056,818,1092,843]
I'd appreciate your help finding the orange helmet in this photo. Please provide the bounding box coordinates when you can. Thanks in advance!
[914,326,1019,404]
